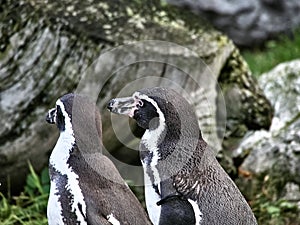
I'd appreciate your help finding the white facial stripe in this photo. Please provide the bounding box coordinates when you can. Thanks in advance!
[47,108,56,123]
[136,92,166,194]
[56,100,73,135]
[188,199,202,225]
[53,108,57,123]
[107,213,121,225]
[49,99,87,224]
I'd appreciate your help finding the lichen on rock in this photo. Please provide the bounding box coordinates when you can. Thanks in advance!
[234,59,300,222]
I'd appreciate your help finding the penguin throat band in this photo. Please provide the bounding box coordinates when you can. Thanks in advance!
[136,93,166,225]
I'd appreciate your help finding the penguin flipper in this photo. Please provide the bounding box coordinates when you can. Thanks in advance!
[172,145,258,225]
[172,141,228,199]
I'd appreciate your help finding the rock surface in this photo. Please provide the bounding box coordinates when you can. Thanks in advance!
[167,0,300,47]
[234,59,300,208]
[0,0,272,193]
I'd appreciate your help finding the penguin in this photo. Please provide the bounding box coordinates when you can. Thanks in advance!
[46,93,152,225]
[107,87,258,225]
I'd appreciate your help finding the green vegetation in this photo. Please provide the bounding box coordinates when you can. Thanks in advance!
[3,163,300,225]
[0,165,145,225]
[242,29,300,77]
[0,163,49,225]
[250,165,300,225]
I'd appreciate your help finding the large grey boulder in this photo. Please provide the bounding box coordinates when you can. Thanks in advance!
[167,0,300,47]
[234,60,300,210]
[0,0,272,194]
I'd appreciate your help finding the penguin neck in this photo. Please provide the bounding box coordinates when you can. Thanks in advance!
[140,116,201,196]
[52,99,76,169]
[140,106,166,196]
[50,129,75,174]
[141,110,166,160]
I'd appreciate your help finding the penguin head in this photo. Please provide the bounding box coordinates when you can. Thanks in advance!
[46,94,102,150]
[107,87,200,139]
[46,93,74,132]
[107,93,159,130]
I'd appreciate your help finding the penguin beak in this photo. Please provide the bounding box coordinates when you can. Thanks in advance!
[107,97,142,118]
[46,108,56,124]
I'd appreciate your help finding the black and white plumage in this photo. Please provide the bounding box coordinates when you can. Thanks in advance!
[46,93,152,225]
[107,87,258,225]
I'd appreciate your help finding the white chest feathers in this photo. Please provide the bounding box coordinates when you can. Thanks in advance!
[143,170,161,225]
[47,181,64,224]
[141,125,164,225]
[48,130,87,225]
[188,199,203,225]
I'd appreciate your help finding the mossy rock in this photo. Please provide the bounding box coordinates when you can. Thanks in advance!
[0,0,272,194]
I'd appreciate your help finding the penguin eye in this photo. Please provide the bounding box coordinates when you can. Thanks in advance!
[137,100,144,108]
